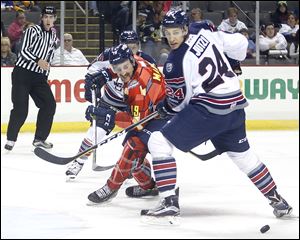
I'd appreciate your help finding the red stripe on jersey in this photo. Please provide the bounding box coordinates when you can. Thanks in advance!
[153,163,176,171]
[199,95,244,104]
[166,77,185,84]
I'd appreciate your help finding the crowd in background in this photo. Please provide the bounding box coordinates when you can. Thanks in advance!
[1,1,299,67]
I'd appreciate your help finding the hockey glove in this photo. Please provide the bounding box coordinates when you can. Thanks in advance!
[84,68,112,102]
[85,105,116,133]
[226,55,242,76]
[155,100,176,119]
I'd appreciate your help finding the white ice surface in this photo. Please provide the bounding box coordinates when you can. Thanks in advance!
[1,130,299,239]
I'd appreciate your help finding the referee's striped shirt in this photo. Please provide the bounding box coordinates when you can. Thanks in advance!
[16,24,58,76]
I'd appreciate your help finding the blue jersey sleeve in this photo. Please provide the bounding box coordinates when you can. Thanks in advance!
[163,44,189,109]
[138,51,157,65]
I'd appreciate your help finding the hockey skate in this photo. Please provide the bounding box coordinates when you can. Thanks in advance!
[87,183,118,205]
[4,140,15,151]
[32,139,53,149]
[267,190,293,218]
[125,184,159,198]
[141,195,180,225]
[65,160,84,180]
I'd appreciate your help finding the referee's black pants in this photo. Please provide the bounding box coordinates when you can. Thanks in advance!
[7,66,56,142]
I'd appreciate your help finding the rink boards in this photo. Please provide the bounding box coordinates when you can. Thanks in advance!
[1,66,299,132]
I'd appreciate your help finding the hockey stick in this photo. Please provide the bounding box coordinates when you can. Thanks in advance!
[105,100,218,162]
[91,87,97,169]
[189,149,219,161]
[34,111,159,165]
[90,87,113,171]
[103,99,219,162]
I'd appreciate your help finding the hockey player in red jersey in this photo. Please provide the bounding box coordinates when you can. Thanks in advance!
[86,44,168,204]
[66,30,157,180]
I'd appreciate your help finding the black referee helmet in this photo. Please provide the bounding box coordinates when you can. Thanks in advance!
[42,6,56,16]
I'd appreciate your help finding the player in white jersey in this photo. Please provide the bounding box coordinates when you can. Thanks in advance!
[141,9,292,220]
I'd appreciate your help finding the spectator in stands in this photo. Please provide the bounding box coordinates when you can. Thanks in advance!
[51,33,89,66]
[13,21,34,55]
[190,8,203,23]
[1,1,14,11]
[153,1,165,26]
[7,11,26,53]
[88,1,99,16]
[13,1,40,12]
[1,36,17,66]
[259,22,288,52]
[240,28,256,58]
[271,1,290,26]
[279,13,299,43]
[162,1,172,12]
[111,1,131,36]
[218,7,247,33]
[1,21,6,36]
[279,13,299,57]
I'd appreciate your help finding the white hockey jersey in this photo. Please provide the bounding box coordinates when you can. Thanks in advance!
[87,53,127,109]
[163,29,249,115]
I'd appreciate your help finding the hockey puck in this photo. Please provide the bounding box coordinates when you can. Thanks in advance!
[260,225,270,233]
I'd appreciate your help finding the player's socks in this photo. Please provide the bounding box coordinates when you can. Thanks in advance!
[152,157,177,192]
[248,163,276,196]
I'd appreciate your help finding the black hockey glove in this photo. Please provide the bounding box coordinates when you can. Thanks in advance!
[155,100,176,119]
[84,68,112,102]
[226,55,242,76]
[85,105,116,133]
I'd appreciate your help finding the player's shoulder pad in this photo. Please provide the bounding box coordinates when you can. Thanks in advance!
[138,51,157,65]
[163,43,189,79]
[134,59,152,84]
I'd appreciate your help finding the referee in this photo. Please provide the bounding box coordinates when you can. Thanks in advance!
[5,6,58,151]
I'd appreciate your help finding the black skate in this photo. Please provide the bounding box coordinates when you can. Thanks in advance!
[87,184,118,205]
[125,185,159,198]
[32,139,53,149]
[4,141,15,151]
[267,190,293,218]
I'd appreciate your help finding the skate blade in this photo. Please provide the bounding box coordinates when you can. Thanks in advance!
[2,149,12,154]
[141,215,181,226]
[279,214,299,220]
[86,198,114,206]
[65,175,76,182]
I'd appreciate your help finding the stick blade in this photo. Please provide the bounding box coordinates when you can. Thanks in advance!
[33,147,75,165]
[189,149,219,161]
[92,164,115,171]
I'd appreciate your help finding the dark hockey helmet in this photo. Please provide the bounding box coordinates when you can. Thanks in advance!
[42,6,56,16]
[162,9,189,28]
[189,20,217,34]
[119,30,139,44]
[109,43,134,65]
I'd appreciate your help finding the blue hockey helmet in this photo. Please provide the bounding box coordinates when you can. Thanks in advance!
[119,30,139,44]
[189,20,217,34]
[109,43,134,65]
[162,9,189,28]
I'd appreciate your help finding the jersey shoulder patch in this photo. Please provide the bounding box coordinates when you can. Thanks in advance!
[163,43,189,79]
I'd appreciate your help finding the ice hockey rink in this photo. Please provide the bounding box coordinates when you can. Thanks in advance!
[1,130,299,239]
